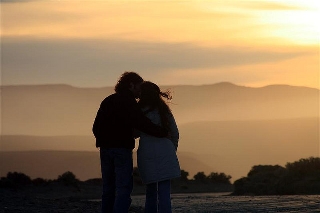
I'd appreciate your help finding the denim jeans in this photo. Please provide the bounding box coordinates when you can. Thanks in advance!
[145,180,172,213]
[100,148,133,213]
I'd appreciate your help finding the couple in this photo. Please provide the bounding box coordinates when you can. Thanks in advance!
[92,72,181,213]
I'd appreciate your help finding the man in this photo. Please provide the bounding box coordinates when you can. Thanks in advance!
[92,72,168,213]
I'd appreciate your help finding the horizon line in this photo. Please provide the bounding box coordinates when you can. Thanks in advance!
[1,82,319,90]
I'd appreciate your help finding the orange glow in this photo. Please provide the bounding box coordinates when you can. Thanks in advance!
[1,0,319,88]
[2,1,318,44]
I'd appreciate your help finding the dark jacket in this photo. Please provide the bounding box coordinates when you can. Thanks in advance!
[92,89,168,149]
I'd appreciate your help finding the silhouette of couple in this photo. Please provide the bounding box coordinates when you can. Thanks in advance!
[93,72,180,213]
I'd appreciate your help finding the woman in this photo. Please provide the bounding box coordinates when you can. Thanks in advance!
[137,81,181,213]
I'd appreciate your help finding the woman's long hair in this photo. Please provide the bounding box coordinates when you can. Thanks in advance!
[138,81,172,131]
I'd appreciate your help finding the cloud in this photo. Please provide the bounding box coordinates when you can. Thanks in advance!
[1,37,314,86]
[234,1,305,11]
[0,0,41,3]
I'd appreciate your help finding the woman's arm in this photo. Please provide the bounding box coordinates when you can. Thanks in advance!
[168,113,179,150]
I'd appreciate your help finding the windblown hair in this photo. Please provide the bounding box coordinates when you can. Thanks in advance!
[114,72,143,93]
[138,81,172,130]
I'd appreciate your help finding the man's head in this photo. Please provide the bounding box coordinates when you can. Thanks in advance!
[115,72,143,98]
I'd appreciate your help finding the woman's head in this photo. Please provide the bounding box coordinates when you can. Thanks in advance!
[139,81,172,130]
[139,81,172,106]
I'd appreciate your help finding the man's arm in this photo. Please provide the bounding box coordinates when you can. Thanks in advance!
[92,98,110,139]
[92,107,103,139]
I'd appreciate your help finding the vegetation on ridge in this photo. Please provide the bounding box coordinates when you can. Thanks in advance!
[233,157,320,195]
[2,157,319,195]
[0,168,233,194]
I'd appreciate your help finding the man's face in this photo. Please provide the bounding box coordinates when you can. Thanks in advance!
[130,82,142,98]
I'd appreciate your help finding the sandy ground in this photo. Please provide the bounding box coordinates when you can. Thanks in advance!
[1,187,319,213]
[132,193,320,213]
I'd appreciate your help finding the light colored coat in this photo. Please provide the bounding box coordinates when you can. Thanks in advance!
[137,108,181,184]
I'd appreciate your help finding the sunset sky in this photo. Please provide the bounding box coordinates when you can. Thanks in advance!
[1,0,319,88]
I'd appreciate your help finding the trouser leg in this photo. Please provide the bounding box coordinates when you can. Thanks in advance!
[113,149,133,213]
[158,180,172,213]
[100,148,116,213]
[145,182,158,213]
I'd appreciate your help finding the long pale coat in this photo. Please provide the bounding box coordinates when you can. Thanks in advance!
[137,108,181,184]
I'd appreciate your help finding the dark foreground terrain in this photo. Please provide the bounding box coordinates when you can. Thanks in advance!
[0,183,144,213]
[1,183,319,213]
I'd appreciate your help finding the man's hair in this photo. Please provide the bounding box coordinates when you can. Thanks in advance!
[114,72,143,93]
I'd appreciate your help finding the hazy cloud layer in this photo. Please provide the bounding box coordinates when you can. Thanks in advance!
[2,37,312,86]
[0,0,41,3]
[234,1,305,11]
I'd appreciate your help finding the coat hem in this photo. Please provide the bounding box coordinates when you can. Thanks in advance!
[143,175,181,185]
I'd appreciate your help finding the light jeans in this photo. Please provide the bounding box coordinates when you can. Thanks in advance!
[145,180,172,213]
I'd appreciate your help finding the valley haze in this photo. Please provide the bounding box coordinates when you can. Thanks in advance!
[0,83,319,181]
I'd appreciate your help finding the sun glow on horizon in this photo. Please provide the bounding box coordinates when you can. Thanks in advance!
[256,0,320,45]
[0,0,319,89]
[197,0,320,45]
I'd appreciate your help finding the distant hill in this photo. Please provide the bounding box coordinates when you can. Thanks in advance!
[0,83,318,135]
[178,117,319,181]
[0,135,97,152]
[1,117,318,181]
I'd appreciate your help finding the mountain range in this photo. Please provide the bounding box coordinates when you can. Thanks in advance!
[0,83,319,181]
[1,83,318,135]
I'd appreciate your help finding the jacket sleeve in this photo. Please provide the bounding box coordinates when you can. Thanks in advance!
[168,113,179,150]
[92,103,105,139]
[92,98,110,140]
